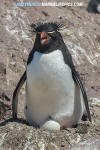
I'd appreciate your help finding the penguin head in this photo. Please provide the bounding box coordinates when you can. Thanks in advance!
[30,22,64,53]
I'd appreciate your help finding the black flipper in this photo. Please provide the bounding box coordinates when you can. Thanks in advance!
[12,71,26,119]
[62,45,91,122]
[72,69,91,122]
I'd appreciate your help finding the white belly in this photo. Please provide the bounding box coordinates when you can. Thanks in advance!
[25,50,84,127]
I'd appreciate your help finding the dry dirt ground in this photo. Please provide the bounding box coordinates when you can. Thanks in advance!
[0,0,100,150]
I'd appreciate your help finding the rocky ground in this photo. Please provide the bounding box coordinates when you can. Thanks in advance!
[0,0,100,150]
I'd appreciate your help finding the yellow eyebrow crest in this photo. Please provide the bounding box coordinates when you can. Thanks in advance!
[47,31,55,34]
[37,30,56,34]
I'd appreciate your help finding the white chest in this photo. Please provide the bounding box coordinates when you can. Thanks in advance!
[25,50,77,125]
[26,50,74,98]
[27,50,73,88]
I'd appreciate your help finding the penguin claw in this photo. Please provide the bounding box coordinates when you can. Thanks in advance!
[82,113,88,121]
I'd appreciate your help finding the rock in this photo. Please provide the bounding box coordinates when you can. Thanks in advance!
[0,121,100,150]
[0,121,70,150]
[10,62,16,66]
[0,63,6,74]
[70,138,100,150]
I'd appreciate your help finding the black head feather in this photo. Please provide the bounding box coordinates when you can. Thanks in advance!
[30,22,64,33]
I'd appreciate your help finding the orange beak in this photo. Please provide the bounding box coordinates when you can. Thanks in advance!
[40,32,50,45]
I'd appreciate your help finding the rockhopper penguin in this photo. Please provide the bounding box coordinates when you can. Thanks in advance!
[87,0,100,13]
[12,22,91,130]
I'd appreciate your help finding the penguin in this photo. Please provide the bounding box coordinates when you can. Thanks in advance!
[12,22,91,130]
[87,0,100,14]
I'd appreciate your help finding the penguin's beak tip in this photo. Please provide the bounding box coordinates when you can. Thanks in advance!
[40,32,51,45]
